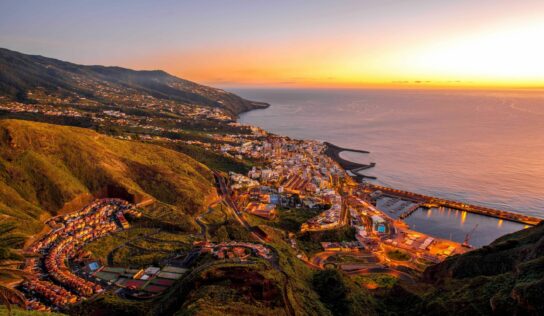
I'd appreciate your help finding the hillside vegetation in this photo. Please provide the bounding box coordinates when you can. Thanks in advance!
[0,48,268,115]
[416,222,544,315]
[0,119,215,249]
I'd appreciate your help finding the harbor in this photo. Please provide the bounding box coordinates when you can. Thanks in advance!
[364,183,542,226]
[403,207,527,247]
[360,183,540,247]
[317,142,542,248]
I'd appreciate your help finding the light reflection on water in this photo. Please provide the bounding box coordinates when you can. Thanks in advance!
[374,197,525,247]
[237,88,544,218]
[404,207,526,247]
[236,88,544,246]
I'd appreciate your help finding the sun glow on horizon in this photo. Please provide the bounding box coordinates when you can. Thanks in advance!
[155,19,544,89]
[397,21,544,87]
[293,20,544,89]
[45,1,542,90]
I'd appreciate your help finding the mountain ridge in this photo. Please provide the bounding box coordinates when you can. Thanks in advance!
[0,47,268,115]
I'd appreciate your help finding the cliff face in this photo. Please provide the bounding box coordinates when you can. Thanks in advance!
[420,222,544,315]
[0,47,268,115]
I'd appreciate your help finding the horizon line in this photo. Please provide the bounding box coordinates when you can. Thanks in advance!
[214,83,544,91]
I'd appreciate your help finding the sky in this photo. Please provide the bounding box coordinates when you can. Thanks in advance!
[1,0,543,88]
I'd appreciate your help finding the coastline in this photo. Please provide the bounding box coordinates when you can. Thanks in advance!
[237,104,543,229]
[235,100,270,117]
[235,88,544,217]
[321,141,540,225]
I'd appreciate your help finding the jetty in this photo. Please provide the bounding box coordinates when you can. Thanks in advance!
[364,183,542,226]
[399,203,422,219]
[324,142,376,179]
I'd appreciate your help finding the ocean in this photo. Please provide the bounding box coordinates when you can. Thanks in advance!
[234,88,544,246]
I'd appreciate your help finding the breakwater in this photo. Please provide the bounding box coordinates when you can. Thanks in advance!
[365,183,542,226]
[399,203,422,220]
[323,142,376,180]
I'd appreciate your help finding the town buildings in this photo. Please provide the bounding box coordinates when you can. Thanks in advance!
[21,199,141,309]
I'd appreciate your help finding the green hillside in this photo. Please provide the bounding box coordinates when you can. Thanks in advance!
[0,306,65,316]
[0,48,268,115]
[0,119,215,247]
[409,223,544,315]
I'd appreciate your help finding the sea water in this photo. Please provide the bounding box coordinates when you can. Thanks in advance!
[236,88,544,246]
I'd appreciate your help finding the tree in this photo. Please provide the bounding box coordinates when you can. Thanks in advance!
[215,226,229,242]
[0,223,31,315]
[312,269,351,316]
[0,267,28,314]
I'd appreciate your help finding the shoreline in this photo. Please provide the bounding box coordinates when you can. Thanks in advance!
[237,105,543,227]
[365,183,542,226]
[235,101,270,117]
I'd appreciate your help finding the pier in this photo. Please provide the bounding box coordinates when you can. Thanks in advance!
[399,203,422,220]
[324,142,376,179]
[364,183,542,226]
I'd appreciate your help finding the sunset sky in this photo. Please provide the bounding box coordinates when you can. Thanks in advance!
[1,0,543,88]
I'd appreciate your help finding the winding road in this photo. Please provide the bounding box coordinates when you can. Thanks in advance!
[195,199,222,240]
[212,171,294,316]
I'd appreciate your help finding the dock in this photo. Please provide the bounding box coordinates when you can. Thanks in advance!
[399,203,422,219]
[364,183,542,226]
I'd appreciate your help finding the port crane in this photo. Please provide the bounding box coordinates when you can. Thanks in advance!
[462,224,479,248]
